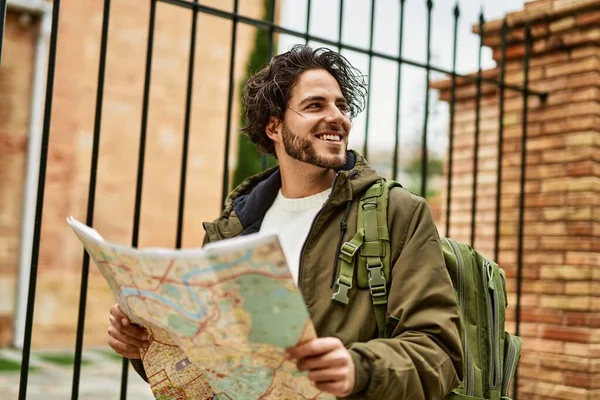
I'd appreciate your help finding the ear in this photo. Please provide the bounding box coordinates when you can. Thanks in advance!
[265,116,281,143]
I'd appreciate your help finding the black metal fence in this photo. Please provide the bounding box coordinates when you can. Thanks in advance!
[0,0,7,64]
[16,0,546,399]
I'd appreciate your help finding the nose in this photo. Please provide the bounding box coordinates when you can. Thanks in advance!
[324,104,346,126]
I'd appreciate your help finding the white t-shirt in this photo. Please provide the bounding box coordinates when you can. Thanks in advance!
[260,188,332,284]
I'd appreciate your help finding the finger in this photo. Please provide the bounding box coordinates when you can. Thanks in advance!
[109,315,148,341]
[285,337,342,360]
[308,367,350,383]
[110,303,127,321]
[108,337,142,359]
[108,324,149,349]
[109,304,139,330]
[297,350,346,372]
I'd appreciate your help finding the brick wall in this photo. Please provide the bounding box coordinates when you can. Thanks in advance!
[0,11,37,347]
[0,0,265,349]
[432,0,599,399]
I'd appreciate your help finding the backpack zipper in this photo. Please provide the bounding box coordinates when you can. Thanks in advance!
[445,238,475,396]
[484,258,501,392]
[501,333,522,397]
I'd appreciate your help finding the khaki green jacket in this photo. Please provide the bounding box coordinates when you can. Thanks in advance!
[202,150,463,399]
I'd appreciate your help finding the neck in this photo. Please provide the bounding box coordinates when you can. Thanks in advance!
[278,157,337,199]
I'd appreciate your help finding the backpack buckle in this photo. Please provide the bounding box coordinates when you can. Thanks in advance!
[367,264,386,287]
[367,264,387,305]
[339,242,359,263]
[332,281,352,305]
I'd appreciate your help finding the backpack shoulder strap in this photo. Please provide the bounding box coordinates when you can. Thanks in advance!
[332,179,401,338]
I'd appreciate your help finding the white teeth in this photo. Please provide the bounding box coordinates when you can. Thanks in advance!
[319,134,341,142]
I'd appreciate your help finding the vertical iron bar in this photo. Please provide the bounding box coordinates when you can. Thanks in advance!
[122,0,157,398]
[0,0,6,65]
[470,11,484,246]
[221,0,240,207]
[494,19,508,262]
[337,0,345,52]
[17,1,61,398]
[305,0,312,44]
[444,3,459,238]
[267,0,276,71]
[513,23,532,400]
[71,0,112,398]
[262,0,277,171]
[176,0,198,249]
[391,0,406,180]
[420,0,433,197]
[362,0,376,159]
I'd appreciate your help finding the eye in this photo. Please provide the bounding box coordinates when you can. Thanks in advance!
[337,104,349,113]
[306,103,321,109]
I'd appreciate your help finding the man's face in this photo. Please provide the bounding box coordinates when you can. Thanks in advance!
[274,69,352,170]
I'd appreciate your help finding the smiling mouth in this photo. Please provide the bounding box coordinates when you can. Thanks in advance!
[315,133,343,142]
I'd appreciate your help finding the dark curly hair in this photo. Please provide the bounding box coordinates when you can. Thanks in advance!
[241,45,368,155]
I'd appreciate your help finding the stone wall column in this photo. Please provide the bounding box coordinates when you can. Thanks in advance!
[432,1,599,398]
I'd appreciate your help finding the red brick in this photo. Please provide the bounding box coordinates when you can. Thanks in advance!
[561,27,600,47]
[571,46,600,60]
[523,279,565,294]
[521,308,564,324]
[565,372,595,389]
[540,295,593,311]
[541,236,595,251]
[566,252,600,266]
[541,325,593,343]
[567,192,598,207]
[540,353,592,373]
[546,87,600,106]
[576,9,600,27]
[535,381,589,400]
[565,343,600,358]
[545,57,599,78]
[567,160,596,176]
[569,71,600,88]
[550,16,576,33]
[530,52,571,68]
[564,282,593,295]
[543,116,600,135]
[567,222,595,236]
[524,337,565,354]
[564,312,600,328]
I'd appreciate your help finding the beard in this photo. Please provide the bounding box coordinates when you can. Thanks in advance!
[281,122,347,170]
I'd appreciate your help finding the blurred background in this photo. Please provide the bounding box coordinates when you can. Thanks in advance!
[0,0,598,398]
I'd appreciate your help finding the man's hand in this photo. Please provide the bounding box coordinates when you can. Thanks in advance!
[107,303,149,359]
[285,337,355,398]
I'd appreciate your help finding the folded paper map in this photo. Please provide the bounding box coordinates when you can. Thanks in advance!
[67,217,333,400]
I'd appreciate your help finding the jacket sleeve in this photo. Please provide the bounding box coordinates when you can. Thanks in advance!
[346,196,463,399]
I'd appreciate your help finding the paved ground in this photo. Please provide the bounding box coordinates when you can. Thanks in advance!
[0,347,155,399]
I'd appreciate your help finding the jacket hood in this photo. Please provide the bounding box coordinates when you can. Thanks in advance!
[205,150,385,239]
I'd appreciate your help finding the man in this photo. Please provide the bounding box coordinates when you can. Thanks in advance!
[108,45,463,399]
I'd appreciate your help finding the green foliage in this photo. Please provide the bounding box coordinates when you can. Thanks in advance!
[405,155,444,178]
[403,155,445,199]
[37,353,91,367]
[0,357,22,372]
[232,0,278,189]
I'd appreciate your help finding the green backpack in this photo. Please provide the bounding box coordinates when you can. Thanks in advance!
[331,179,522,400]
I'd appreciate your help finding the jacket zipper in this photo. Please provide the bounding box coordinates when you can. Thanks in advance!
[484,258,501,392]
[445,238,475,396]
[501,333,522,397]
[298,171,347,291]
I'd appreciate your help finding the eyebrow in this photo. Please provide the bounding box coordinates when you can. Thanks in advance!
[298,95,348,107]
